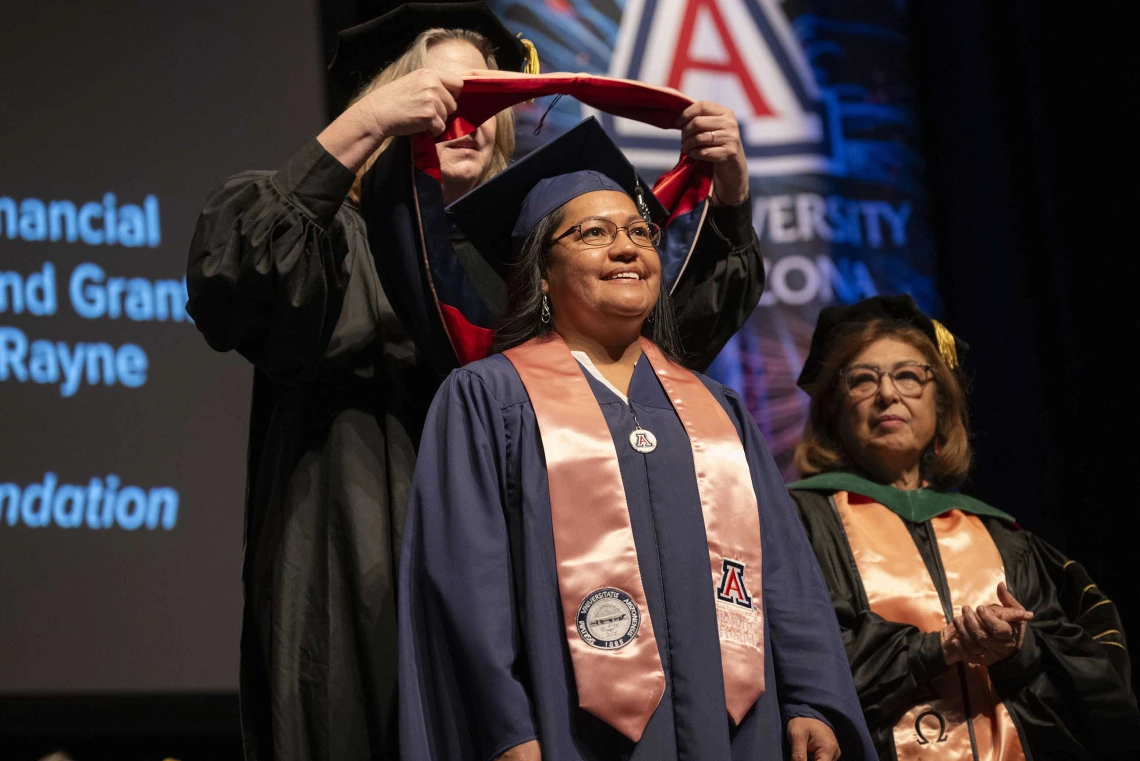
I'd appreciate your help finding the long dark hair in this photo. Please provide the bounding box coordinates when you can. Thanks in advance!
[489,202,685,362]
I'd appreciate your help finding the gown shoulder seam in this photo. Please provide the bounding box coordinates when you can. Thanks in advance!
[453,366,523,414]
[267,171,341,234]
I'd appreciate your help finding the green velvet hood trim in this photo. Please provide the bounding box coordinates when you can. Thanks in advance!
[788,472,1015,524]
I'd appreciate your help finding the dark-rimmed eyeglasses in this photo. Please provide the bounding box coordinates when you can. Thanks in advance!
[552,218,662,249]
[840,361,934,400]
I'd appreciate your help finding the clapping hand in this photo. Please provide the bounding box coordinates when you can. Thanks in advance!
[941,582,1033,667]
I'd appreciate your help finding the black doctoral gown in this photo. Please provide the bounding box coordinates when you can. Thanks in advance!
[790,486,1140,761]
[185,137,765,761]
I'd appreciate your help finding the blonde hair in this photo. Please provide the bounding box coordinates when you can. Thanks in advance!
[347,27,516,203]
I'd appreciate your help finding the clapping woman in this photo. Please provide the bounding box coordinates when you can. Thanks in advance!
[789,295,1140,760]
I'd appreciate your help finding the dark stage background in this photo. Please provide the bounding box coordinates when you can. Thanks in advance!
[0,0,324,756]
[1,0,1133,758]
[909,0,1139,693]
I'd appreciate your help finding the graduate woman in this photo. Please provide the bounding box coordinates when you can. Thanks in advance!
[397,120,875,761]
[186,2,765,758]
[788,296,1140,760]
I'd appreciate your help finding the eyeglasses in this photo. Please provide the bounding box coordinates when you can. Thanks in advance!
[552,218,662,249]
[840,362,934,400]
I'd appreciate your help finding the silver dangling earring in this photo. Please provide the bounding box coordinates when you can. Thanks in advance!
[646,310,655,323]
[540,294,551,324]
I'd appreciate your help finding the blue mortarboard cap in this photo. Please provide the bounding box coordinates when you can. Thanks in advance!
[510,170,625,243]
[448,117,668,278]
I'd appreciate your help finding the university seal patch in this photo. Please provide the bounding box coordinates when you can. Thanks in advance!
[577,587,641,649]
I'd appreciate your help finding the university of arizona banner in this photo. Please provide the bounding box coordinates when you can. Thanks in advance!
[494,0,937,476]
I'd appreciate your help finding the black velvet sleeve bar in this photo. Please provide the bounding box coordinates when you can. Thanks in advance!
[670,198,764,371]
[985,519,1140,759]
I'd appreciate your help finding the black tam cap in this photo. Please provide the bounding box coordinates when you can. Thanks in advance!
[328,2,533,96]
[447,116,669,280]
[797,295,968,393]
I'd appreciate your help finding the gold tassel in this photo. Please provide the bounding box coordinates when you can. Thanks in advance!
[520,36,540,75]
[932,319,959,369]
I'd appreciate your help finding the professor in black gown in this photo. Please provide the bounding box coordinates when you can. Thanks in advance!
[787,296,1140,760]
[185,4,767,760]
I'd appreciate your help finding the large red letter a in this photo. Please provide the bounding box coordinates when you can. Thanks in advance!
[666,0,775,117]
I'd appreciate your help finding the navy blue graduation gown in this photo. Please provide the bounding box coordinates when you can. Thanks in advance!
[398,354,876,760]
[187,136,764,761]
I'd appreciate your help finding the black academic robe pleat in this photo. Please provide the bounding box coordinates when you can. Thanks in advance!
[186,138,767,761]
[790,488,1140,761]
[399,356,877,761]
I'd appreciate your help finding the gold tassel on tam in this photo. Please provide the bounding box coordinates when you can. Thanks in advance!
[517,37,540,103]
[520,36,540,75]
[932,319,959,369]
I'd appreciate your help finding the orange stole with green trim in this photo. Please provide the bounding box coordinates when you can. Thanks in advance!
[833,491,1026,761]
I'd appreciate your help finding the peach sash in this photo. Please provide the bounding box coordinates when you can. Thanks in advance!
[639,339,765,723]
[502,335,764,741]
[833,492,1026,761]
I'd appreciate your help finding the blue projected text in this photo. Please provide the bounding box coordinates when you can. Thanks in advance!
[1,473,179,531]
[0,193,161,248]
[0,326,148,396]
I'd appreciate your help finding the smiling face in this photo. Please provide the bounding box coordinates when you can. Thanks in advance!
[542,190,661,344]
[424,38,497,200]
[836,336,938,480]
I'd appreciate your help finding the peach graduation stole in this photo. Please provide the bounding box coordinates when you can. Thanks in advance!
[502,335,764,741]
[833,491,1026,761]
